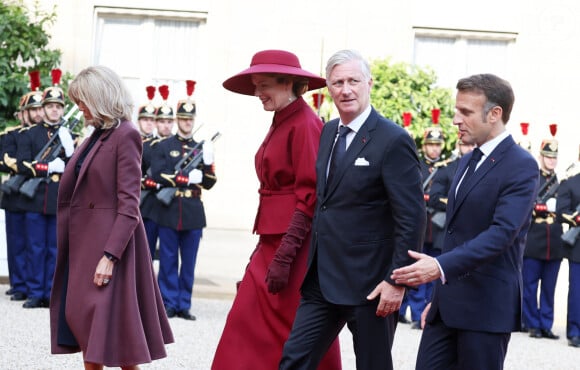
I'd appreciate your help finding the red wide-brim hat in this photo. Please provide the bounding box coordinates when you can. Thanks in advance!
[223,49,327,96]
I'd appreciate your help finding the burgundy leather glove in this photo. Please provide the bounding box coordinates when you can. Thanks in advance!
[266,209,311,294]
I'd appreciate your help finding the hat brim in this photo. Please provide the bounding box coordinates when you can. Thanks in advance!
[223,64,327,96]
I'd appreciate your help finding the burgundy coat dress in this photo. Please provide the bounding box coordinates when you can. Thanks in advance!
[211,98,341,370]
[49,120,174,366]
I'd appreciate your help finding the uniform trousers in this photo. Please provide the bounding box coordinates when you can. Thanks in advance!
[5,211,28,294]
[568,261,580,339]
[522,257,561,330]
[143,218,159,260]
[157,226,202,312]
[25,212,57,300]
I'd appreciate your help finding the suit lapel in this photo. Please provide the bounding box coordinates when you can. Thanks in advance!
[324,110,376,197]
[450,136,515,215]
[319,121,338,195]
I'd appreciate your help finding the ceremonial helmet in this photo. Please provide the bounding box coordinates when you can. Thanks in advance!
[22,71,44,110]
[518,122,532,152]
[138,86,157,119]
[423,108,444,144]
[540,124,558,158]
[42,69,65,106]
[176,80,197,119]
[155,85,174,119]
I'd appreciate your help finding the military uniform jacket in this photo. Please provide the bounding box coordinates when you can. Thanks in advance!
[428,158,460,250]
[15,122,70,215]
[421,158,443,245]
[524,172,564,260]
[557,173,580,262]
[150,134,216,230]
[139,134,160,222]
[0,126,27,212]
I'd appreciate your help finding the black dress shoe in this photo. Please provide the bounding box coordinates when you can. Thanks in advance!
[5,288,14,295]
[177,310,196,321]
[569,336,580,347]
[10,292,27,301]
[521,324,529,333]
[165,307,177,318]
[541,329,559,340]
[398,315,411,324]
[529,328,542,338]
[22,297,45,308]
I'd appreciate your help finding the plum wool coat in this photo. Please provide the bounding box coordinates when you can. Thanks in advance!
[49,120,173,367]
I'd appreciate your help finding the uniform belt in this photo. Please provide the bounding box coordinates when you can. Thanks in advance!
[534,216,554,224]
[174,189,200,198]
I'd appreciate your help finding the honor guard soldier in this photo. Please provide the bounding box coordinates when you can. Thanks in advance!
[522,124,563,339]
[557,145,580,348]
[150,82,216,320]
[400,108,446,328]
[138,85,161,259]
[0,91,34,301]
[16,69,77,308]
[427,138,475,248]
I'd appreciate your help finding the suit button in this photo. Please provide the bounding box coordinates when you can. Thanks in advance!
[89,203,95,209]
[447,228,453,234]
[321,205,327,211]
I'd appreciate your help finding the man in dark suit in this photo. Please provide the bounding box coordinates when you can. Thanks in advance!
[392,74,539,370]
[279,49,426,370]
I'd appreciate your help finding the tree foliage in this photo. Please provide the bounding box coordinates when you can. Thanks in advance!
[370,58,456,157]
[0,0,64,130]
[309,58,457,158]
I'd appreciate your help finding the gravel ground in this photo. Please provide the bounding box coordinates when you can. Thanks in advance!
[0,283,578,370]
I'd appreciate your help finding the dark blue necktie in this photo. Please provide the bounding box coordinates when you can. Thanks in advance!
[460,148,483,189]
[327,125,351,185]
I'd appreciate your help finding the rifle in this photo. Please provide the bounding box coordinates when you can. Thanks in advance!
[156,132,221,206]
[19,110,83,199]
[1,106,79,195]
[562,203,580,246]
[139,124,205,205]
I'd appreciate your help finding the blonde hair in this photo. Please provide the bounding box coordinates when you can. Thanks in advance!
[68,65,134,129]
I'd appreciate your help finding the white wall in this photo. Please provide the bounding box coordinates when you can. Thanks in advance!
[26,0,580,230]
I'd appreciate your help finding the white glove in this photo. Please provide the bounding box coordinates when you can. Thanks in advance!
[48,157,65,174]
[202,141,214,165]
[58,127,75,157]
[546,197,557,212]
[188,169,203,184]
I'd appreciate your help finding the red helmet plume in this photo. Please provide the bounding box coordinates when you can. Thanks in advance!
[159,85,169,101]
[520,122,529,136]
[431,108,440,124]
[186,80,196,97]
[29,71,41,91]
[402,112,412,127]
[312,93,324,109]
[51,69,62,86]
[549,123,557,137]
[146,86,156,101]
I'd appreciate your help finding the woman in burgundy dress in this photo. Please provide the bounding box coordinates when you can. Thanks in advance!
[212,50,341,370]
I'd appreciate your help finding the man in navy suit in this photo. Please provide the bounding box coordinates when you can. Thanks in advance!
[280,49,426,370]
[392,74,539,370]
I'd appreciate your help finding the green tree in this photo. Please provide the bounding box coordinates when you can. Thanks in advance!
[0,0,64,130]
[370,58,456,158]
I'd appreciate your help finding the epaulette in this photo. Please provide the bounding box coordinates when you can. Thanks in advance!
[434,152,460,168]
[150,137,167,147]
[18,126,33,133]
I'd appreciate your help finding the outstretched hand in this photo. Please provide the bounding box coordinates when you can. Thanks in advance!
[390,250,441,287]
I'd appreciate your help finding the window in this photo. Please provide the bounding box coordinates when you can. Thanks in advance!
[94,7,207,118]
[413,28,517,89]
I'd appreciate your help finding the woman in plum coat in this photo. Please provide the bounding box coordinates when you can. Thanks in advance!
[211,50,341,370]
[49,65,174,369]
